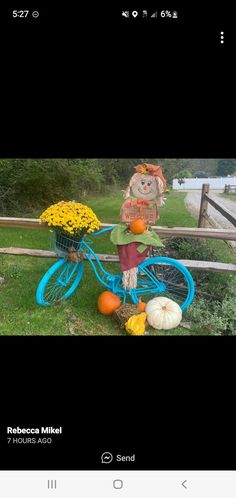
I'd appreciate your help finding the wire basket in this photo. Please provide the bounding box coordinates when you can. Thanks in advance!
[120,204,159,224]
[53,232,83,257]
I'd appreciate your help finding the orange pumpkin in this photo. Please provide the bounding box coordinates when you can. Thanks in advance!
[129,218,146,235]
[97,291,121,316]
[137,298,146,312]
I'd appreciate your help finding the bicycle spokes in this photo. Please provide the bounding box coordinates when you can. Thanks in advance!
[43,280,69,303]
[57,262,78,286]
[43,265,78,302]
[137,260,192,308]
[36,260,84,306]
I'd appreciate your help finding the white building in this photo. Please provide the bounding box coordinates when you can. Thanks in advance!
[172,177,236,190]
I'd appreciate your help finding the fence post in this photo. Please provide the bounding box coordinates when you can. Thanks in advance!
[198,183,209,228]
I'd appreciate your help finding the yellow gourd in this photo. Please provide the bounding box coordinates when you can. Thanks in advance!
[125,312,146,335]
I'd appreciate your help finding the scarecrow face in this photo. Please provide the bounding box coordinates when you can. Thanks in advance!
[131,174,158,200]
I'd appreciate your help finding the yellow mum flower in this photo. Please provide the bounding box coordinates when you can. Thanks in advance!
[40,200,101,237]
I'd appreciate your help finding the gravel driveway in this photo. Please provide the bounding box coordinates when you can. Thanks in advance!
[185,191,236,229]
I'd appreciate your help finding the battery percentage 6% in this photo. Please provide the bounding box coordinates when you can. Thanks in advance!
[161,10,172,18]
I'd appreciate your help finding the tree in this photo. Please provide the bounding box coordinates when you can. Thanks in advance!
[176,169,192,179]
[194,171,208,178]
[217,160,236,176]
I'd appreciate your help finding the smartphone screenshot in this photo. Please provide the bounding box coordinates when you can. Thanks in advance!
[0,4,235,497]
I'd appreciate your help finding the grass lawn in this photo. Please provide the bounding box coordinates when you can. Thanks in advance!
[220,193,236,202]
[0,190,234,336]
[87,189,197,228]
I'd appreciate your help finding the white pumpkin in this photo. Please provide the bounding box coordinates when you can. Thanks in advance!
[145,297,182,330]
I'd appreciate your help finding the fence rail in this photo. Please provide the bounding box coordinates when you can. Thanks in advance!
[1,246,236,273]
[1,214,236,274]
[205,194,236,227]
[224,185,236,194]
[1,217,236,240]
[198,184,236,228]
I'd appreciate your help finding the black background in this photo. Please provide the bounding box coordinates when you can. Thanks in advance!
[0,337,235,470]
[0,3,235,470]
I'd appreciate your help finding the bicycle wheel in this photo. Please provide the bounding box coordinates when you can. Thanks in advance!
[36,259,84,306]
[136,257,195,311]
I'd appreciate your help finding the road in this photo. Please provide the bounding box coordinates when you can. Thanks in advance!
[184,190,236,229]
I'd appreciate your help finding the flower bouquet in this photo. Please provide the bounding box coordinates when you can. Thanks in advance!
[40,201,101,254]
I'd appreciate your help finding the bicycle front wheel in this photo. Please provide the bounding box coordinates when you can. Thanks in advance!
[36,259,84,306]
[137,257,195,311]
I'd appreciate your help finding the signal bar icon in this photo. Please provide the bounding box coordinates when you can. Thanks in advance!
[151,11,158,18]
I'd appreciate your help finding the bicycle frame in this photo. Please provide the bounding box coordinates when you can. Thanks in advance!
[76,226,169,304]
[79,226,127,301]
[37,226,194,309]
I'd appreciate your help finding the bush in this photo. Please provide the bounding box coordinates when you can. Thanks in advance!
[217,159,236,176]
[165,237,236,301]
[176,169,193,179]
[187,297,236,335]
[0,159,108,214]
[1,158,138,215]
[194,171,209,178]
[166,237,218,262]
[171,239,236,335]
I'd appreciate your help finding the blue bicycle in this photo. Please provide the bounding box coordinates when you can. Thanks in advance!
[36,226,195,310]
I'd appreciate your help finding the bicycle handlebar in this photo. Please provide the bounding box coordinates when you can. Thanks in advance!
[90,226,115,236]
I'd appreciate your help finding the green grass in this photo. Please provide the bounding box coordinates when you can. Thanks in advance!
[0,190,234,335]
[220,193,236,202]
[86,189,197,228]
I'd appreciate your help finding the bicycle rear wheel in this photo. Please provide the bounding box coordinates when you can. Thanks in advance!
[36,259,84,306]
[136,257,195,311]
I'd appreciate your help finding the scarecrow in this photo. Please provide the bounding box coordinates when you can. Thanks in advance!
[111,163,167,290]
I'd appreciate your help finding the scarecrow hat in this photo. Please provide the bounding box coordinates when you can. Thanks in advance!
[134,163,167,188]
[123,163,167,202]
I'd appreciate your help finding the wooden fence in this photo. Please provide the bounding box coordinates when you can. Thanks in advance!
[1,217,236,240]
[198,184,236,228]
[1,216,236,273]
[0,246,235,273]
[224,185,236,194]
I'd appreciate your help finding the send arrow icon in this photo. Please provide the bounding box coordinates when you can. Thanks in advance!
[182,480,187,489]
